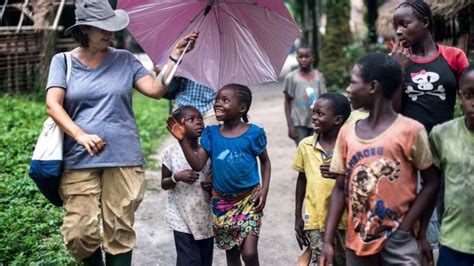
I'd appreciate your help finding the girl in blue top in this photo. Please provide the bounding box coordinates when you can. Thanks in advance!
[167,83,271,266]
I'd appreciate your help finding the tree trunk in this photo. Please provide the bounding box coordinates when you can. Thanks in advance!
[319,0,352,91]
[37,0,55,91]
[365,0,379,43]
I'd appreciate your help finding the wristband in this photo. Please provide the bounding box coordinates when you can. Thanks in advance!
[169,56,179,64]
[171,174,178,183]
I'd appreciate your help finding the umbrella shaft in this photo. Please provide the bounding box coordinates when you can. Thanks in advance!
[165,40,193,85]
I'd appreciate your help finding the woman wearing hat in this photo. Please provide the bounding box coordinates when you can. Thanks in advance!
[45,0,198,265]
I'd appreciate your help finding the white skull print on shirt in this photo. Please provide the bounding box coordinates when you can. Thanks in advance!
[405,70,446,101]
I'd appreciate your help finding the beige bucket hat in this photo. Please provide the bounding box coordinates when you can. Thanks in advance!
[64,0,129,35]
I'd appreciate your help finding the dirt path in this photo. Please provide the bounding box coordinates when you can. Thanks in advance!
[132,82,302,265]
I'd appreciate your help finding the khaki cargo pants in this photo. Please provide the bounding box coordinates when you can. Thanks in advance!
[59,166,145,260]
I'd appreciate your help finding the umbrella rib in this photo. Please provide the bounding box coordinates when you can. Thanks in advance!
[212,4,223,35]
[216,6,251,32]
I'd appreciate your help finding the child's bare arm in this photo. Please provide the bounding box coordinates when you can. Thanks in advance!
[166,116,209,170]
[254,149,271,212]
[320,174,346,266]
[161,165,176,190]
[399,165,440,232]
[178,138,209,171]
[295,172,309,249]
[284,93,296,140]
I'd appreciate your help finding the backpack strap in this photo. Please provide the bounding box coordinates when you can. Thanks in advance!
[63,52,72,85]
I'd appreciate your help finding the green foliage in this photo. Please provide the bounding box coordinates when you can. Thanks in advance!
[0,92,169,264]
[343,40,387,65]
[319,0,352,92]
[0,94,76,265]
[133,92,170,169]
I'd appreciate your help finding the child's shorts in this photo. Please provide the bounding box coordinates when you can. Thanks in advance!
[211,185,262,250]
[345,229,421,266]
[437,245,474,266]
[305,229,346,266]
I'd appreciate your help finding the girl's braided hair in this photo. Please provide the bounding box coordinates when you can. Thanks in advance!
[396,0,434,31]
[227,83,252,123]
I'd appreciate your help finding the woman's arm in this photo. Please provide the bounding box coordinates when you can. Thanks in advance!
[254,149,271,212]
[134,32,199,99]
[46,88,105,156]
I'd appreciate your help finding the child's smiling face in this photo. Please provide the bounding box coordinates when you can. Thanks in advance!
[214,86,244,121]
[347,65,371,110]
[312,98,339,135]
[459,70,474,125]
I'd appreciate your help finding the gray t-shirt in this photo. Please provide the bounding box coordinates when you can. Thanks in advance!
[46,48,150,169]
[283,69,326,128]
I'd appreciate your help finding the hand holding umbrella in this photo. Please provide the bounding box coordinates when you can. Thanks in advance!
[160,32,199,86]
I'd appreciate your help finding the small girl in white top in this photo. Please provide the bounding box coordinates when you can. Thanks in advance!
[160,105,213,266]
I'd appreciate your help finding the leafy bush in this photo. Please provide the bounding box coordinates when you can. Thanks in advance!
[0,93,169,264]
[133,93,171,168]
[0,94,74,264]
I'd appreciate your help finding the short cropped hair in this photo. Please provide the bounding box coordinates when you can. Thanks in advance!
[460,64,474,88]
[356,53,403,99]
[297,44,313,53]
[318,92,351,123]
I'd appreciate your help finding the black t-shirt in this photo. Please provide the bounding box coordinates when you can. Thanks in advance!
[401,45,468,132]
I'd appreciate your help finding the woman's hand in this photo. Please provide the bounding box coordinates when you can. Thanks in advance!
[390,40,411,73]
[166,116,186,141]
[171,32,199,59]
[253,187,268,212]
[175,169,199,184]
[74,131,106,156]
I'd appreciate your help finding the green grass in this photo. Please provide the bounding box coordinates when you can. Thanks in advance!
[0,92,169,264]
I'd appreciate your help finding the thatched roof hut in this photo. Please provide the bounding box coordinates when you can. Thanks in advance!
[375,0,402,39]
[426,0,473,19]
[376,0,474,39]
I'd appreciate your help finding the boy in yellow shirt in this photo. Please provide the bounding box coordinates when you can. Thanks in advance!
[293,92,351,265]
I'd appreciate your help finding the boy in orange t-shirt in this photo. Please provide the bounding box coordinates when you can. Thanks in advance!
[319,53,440,265]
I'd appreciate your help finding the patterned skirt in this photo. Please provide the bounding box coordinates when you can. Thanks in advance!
[212,185,263,250]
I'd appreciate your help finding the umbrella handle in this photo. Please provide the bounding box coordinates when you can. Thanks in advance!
[165,40,193,85]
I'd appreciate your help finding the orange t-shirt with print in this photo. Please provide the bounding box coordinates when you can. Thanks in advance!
[330,115,433,256]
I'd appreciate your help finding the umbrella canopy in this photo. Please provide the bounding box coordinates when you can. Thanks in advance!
[118,0,300,90]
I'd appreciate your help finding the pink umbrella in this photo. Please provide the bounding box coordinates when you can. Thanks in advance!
[117,0,300,90]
